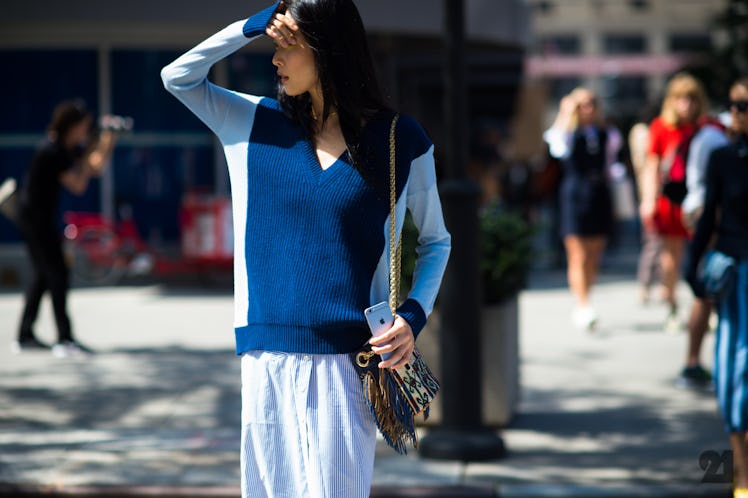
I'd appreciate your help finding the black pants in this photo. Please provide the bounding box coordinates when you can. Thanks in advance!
[17,222,72,342]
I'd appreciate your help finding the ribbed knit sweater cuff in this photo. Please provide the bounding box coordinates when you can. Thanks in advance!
[396,298,427,338]
[242,2,281,38]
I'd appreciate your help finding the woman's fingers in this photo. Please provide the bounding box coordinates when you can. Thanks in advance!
[369,316,415,369]
[381,343,414,370]
[266,13,299,47]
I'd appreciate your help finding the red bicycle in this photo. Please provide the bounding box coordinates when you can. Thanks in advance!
[63,196,234,285]
[63,208,155,285]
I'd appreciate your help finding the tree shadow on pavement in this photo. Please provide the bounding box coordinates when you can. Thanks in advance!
[0,348,242,485]
[478,384,727,487]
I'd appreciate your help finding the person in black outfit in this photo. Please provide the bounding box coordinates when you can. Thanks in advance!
[544,87,622,330]
[13,100,116,357]
[686,78,748,495]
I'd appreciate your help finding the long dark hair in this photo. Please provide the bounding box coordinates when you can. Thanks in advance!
[278,0,388,167]
[47,99,91,144]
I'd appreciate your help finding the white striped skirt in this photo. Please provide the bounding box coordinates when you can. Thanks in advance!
[240,350,377,498]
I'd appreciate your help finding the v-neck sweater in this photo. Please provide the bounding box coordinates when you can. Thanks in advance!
[161,3,451,355]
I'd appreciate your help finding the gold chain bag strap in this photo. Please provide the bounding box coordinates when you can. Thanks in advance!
[350,114,440,455]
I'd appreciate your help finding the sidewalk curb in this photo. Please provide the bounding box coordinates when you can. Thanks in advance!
[498,484,732,498]
[0,483,733,498]
[0,484,496,498]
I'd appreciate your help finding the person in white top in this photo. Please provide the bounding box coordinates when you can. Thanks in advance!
[544,87,622,330]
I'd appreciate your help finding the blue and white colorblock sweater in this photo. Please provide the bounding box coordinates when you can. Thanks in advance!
[161,3,451,355]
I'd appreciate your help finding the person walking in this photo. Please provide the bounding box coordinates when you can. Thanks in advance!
[676,106,728,389]
[629,107,662,305]
[161,1,451,497]
[640,73,708,333]
[686,77,748,498]
[13,100,117,357]
[544,87,622,330]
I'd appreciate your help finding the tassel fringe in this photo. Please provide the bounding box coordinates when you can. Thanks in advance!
[362,368,418,455]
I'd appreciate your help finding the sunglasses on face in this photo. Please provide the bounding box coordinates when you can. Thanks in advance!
[729,100,748,113]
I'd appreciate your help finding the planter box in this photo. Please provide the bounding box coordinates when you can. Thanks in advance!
[417,294,520,427]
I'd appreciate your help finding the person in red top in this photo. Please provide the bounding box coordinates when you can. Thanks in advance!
[640,73,708,332]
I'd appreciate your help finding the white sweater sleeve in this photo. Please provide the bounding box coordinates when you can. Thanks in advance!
[543,127,572,159]
[682,125,728,216]
[160,4,278,141]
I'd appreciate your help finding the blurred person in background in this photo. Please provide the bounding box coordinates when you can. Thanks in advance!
[675,94,728,389]
[639,73,708,333]
[686,77,748,497]
[544,87,622,331]
[629,105,661,305]
[12,100,117,357]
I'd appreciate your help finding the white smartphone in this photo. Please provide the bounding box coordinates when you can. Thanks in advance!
[364,302,394,360]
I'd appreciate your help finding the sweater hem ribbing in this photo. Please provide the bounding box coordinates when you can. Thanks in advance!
[234,324,371,355]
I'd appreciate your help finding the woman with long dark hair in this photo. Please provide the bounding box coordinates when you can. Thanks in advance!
[161,1,451,496]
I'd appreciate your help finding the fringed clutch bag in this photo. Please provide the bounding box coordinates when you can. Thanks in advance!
[351,344,439,454]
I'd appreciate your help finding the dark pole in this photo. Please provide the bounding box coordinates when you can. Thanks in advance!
[418,0,505,461]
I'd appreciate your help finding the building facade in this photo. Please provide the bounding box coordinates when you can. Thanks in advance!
[526,0,727,124]
[0,0,530,255]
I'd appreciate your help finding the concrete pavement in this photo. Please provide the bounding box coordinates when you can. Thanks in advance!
[0,261,734,497]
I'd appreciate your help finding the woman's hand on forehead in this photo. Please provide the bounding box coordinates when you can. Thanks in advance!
[266,8,299,48]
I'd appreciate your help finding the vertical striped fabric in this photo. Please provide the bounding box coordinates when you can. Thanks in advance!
[715,260,748,432]
[240,351,377,498]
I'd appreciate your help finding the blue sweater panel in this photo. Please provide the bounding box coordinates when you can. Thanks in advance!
[239,100,427,354]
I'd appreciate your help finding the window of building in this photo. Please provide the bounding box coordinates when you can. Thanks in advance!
[536,35,580,56]
[669,34,712,53]
[603,35,647,54]
[549,77,582,102]
[111,50,218,243]
[112,50,207,132]
[227,52,278,98]
[602,76,646,100]
[0,49,99,242]
[0,50,98,133]
[532,0,554,15]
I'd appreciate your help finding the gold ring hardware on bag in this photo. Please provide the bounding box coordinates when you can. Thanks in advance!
[356,351,376,368]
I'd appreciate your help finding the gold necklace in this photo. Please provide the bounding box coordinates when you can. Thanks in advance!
[311,107,337,121]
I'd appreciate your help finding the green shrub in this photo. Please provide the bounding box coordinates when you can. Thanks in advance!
[400,204,534,305]
[480,205,534,304]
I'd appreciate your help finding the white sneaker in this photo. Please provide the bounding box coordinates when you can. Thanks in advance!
[573,306,598,331]
[664,311,682,334]
[708,312,718,332]
[52,341,92,358]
